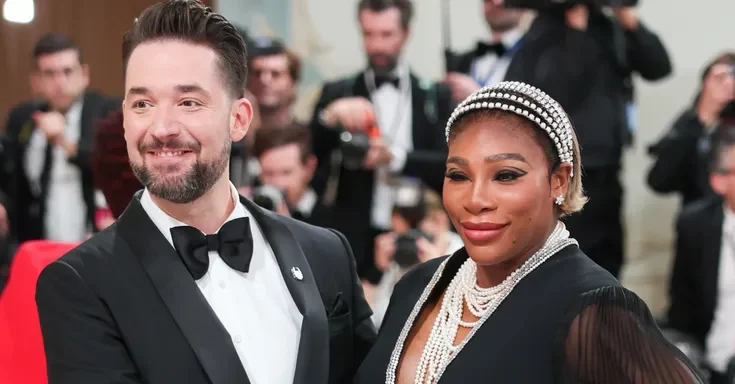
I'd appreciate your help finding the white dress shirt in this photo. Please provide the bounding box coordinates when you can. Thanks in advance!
[139,183,303,384]
[24,100,88,242]
[706,206,735,373]
[470,28,525,87]
[366,63,413,230]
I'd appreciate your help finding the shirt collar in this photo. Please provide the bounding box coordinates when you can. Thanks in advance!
[294,188,317,217]
[140,182,248,247]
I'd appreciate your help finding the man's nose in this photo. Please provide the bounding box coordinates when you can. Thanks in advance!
[149,106,180,139]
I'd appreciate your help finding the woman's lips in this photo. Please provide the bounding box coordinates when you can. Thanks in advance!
[460,221,509,242]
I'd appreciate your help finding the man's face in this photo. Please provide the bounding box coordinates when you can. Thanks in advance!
[34,49,89,111]
[258,143,315,207]
[483,0,523,33]
[359,7,408,75]
[247,53,296,112]
[123,40,252,204]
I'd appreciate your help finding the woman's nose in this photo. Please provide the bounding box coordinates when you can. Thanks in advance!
[464,181,497,215]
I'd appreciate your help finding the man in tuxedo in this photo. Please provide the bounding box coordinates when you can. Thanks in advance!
[444,0,528,104]
[35,2,376,384]
[668,125,735,383]
[253,124,333,227]
[310,0,453,282]
[1,34,119,244]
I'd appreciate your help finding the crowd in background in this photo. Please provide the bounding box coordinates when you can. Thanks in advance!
[1,0,735,380]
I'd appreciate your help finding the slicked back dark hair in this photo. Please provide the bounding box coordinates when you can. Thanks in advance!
[121,0,248,98]
[32,34,83,67]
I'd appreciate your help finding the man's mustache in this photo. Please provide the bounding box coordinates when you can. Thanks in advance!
[139,138,200,152]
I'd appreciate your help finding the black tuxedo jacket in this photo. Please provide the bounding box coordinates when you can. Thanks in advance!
[667,196,723,347]
[308,71,452,270]
[35,193,377,384]
[1,91,120,243]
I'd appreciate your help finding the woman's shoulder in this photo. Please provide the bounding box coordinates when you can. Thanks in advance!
[533,244,620,294]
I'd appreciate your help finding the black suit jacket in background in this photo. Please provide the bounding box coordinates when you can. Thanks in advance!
[1,91,120,243]
[35,192,376,384]
[309,71,453,272]
[454,11,671,169]
[667,196,723,347]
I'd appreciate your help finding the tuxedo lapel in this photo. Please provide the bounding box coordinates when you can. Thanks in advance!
[240,196,330,384]
[702,204,724,313]
[116,195,250,384]
[409,74,429,149]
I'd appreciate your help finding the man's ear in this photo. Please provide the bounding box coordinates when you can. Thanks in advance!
[230,97,253,142]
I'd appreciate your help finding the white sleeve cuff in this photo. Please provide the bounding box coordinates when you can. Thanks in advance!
[389,147,407,173]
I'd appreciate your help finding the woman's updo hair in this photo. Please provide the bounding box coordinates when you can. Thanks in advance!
[445,81,586,216]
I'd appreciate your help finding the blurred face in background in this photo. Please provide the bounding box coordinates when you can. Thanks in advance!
[359,6,409,75]
[258,143,316,207]
[247,53,296,112]
[711,145,735,207]
[483,0,523,34]
[702,63,735,106]
[34,49,89,112]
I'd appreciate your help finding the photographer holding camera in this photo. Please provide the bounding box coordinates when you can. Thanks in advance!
[309,0,453,283]
[467,0,671,278]
[368,183,462,327]
[252,124,333,227]
[648,53,735,208]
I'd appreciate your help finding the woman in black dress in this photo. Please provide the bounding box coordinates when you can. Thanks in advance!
[354,81,704,384]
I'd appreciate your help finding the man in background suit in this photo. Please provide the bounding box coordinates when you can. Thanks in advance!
[253,124,333,227]
[35,2,375,384]
[1,34,119,245]
[668,126,735,383]
[310,0,453,282]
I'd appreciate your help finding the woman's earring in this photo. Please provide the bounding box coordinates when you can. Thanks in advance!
[555,195,565,206]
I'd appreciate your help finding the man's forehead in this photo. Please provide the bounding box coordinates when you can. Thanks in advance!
[125,41,222,92]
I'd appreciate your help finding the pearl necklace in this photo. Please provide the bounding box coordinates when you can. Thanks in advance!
[385,221,578,384]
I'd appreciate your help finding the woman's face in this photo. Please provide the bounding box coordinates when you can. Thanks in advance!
[443,114,569,267]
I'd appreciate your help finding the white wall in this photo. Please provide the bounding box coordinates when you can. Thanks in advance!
[218,0,735,310]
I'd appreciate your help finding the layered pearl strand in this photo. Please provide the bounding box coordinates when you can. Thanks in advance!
[385,221,577,384]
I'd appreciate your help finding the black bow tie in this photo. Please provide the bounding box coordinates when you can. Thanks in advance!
[374,75,400,88]
[170,217,253,280]
[476,42,506,57]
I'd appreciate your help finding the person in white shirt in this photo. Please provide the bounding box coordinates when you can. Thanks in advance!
[35,2,376,384]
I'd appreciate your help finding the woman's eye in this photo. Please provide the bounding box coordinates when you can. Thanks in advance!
[445,171,468,182]
[495,170,524,182]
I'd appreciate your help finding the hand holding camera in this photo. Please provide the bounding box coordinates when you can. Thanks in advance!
[322,97,376,132]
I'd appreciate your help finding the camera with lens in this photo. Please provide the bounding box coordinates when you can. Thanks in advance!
[503,0,637,10]
[251,185,285,212]
[339,130,372,170]
[394,229,434,269]
[390,179,431,269]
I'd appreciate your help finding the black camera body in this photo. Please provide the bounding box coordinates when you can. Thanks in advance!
[503,0,637,10]
[251,185,285,212]
[339,130,371,170]
[394,229,434,269]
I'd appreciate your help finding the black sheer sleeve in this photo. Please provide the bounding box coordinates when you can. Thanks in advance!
[554,286,705,384]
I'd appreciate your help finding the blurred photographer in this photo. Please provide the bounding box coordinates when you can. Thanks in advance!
[369,182,463,327]
[648,53,735,208]
[309,0,453,282]
[253,124,333,227]
[482,0,671,278]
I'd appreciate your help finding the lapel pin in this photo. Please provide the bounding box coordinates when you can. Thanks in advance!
[290,267,303,281]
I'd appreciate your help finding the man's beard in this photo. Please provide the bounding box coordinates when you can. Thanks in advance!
[130,139,231,204]
[368,53,399,76]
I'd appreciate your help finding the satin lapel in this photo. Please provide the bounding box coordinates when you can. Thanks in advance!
[116,195,250,384]
[702,204,724,314]
[409,74,428,149]
[240,196,329,384]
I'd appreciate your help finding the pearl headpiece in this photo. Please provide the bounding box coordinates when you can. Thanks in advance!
[445,81,575,170]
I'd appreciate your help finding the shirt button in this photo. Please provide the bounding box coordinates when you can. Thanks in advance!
[219,281,226,289]
[234,335,242,343]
